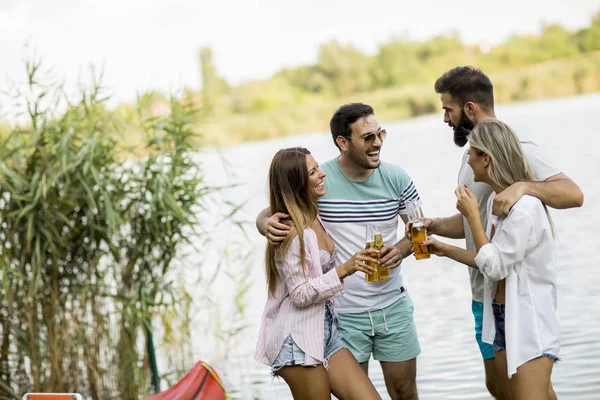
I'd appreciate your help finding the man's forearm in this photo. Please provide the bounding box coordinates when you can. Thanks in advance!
[433,213,465,239]
[255,207,271,236]
[523,177,584,209]
[441,243,478,268]
[395,236,413,259]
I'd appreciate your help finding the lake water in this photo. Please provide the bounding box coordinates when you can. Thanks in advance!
[186,93,600,399]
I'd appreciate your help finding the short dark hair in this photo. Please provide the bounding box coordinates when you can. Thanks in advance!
[434,66,494,110]
[330,103,374,149]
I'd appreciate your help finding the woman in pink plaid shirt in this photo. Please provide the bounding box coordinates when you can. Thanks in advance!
[255,147,381,400]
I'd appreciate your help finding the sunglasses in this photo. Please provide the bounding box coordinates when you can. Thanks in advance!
[359,128,387,146]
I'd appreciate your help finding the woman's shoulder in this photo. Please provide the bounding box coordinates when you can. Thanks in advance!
[302,226,318,241]
[513,195,544,213]
[280,228,318,256]
[508,195,547,225]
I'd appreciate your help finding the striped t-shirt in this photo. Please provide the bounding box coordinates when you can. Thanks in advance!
[318,158,420,314]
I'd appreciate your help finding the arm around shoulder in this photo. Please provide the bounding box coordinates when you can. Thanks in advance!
[256,207,271,236]
[523,172,584,209]
[523,141,583,209]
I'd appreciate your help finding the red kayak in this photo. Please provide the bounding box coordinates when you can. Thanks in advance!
[145,361,227,400]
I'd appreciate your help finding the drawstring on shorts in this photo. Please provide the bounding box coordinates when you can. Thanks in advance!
[382,308,389,332]
[367,308,390,336]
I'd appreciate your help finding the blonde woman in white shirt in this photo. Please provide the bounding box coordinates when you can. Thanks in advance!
[423,119,560,400]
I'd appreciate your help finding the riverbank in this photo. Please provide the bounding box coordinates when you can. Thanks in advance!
[201,52,600,147]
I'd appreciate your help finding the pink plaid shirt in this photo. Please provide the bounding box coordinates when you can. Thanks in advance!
[254,227,344,366]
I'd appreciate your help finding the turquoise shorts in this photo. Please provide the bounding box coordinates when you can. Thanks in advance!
[472,300,496,360]
[337,295,421,363]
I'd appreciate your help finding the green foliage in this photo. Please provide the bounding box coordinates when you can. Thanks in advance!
[574,11,600,52]
[275,65,331,95]
[200,47,230,115]
[185,10,600,146]
[0,59,238,399]
[230,77,301,113]
[484,24,580,66]
[202,53,600,147]
[6,11,599,150]
[316,41,373,96]
[371,40,424,89]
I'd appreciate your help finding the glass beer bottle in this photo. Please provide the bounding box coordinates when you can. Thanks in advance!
[411,221,430,260]
[406,200,431,260]
[365,225,379,283]
[374,229,389,280]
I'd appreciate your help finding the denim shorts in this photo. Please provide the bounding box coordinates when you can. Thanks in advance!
[492,302,560,363]
[271,302,345,374]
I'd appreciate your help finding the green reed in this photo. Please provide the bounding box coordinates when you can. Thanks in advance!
[0,58,248,399]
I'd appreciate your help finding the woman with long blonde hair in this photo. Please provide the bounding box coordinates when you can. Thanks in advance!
[255,147,382,400]
[424,120,560,400]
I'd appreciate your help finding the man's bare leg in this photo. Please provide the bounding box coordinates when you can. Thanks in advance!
[380,358,418,400]
[484,357,511,399]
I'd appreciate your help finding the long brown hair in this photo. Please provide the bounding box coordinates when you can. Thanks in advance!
[265,147,318,296]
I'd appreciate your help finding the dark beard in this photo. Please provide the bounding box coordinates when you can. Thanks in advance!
[348,142,380,170]
[451,112,475,147]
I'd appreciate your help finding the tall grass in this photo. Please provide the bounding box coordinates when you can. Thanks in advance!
[0,59,244,399]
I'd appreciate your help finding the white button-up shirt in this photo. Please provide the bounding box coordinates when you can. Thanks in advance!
[474,194,560,378]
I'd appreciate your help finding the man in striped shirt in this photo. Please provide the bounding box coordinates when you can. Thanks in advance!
[257,103,421,400]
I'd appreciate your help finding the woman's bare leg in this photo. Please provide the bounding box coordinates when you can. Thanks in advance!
[549,381,558,399]
[276,364,331,400]
[327,348,382,400]
[510,356,554,400]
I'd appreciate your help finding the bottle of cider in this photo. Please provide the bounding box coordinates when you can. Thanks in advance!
[365,225,379,283]
[411,221,430,260]
[375,230,389,280]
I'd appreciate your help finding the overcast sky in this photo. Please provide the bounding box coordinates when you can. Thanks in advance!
[1,0,597,105]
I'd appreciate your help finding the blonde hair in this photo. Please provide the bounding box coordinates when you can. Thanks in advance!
[469,119,535,187]
[265,148,318,297]
[469,119,555,236]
